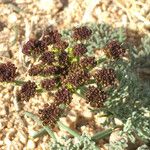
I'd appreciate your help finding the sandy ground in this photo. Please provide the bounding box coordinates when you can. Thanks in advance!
[0,0,149,149]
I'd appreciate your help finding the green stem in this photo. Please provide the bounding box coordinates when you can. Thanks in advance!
[96,57,107,65]
[57,121,80,138]
[77,56,80,63]
[32,128,47,139]
[14,80,25,85]
[75,91,85,99]
[36,88,45,93]
[25,112,57,141]
[91,129,113,141]
[77,86,87,96]
[43,126,56,140]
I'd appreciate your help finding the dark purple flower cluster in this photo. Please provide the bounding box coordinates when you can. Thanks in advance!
[85,86,107,108]
[66,69,90,88]
[58,51,69,66]
[1,25,128,127]
[40,51,55,65]
[73,43,87,56]
[53,40,69,50]
[42,29,61,45]
[41,79,56,91]
[69,62,81,72]
[22,39,47,56]
[0,62,17,82]
[80,56,97,68]
[29,64,58,76]
[28,64,43,76]
[18,81,37,101]
[72,26,92,40]
[54,87,72,105]
[94,68,116,86]
[38,103,62,127]
[57,65,69,77]
[42,66,58,76]
[105,40,125,59]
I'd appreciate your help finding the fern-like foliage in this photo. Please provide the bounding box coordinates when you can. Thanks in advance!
[137,144,150,150]
[62,25,150,146]
[86,23,126,53]
[130,36,150,68]
[50,134,99,150]
[61,23,126,54]
[103,37,150,143]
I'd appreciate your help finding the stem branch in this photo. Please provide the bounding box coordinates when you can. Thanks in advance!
[25,112,56,141]
[32,128,47,139]
[91,129,113,141]
[57,121,80,138]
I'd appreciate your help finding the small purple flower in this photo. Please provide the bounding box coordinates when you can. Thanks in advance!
[94,68,116,86]
[54,87,72,105]
[105,40,125,59]
[73,43,87,56]
[41,78,56,91]
[85,86,107,108]
[18,81,37,101]
[0,62,17,82]
[40,51,55,65]
[38,103,62,127]
[72,26,92,40]
[22,39,47,56]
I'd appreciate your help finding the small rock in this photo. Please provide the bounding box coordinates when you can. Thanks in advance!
[103,144,109,150]
[7,121,14,128]
[80,125,94,136]
[144,22,150,29]
[27,140,36,149]
[38,0,54,11]
[6,128,17,140]
[57,130,70,138]
[0,140,3,146]
[40,143,49,150]
[8,13,17,24]
[109,129,127,143]
[95,115,107,127]
[18,131,27,144]
[82,109,93,119]
[0,50,12,58]
[4,93,11,101]
[0,108,7,116]
[4,138,12,146]
[0,121,6,130]
[28,129,37,137]
[42,135,49,143]
[68,110,78,123]
[114,118,123,126]
[59,117,70,128]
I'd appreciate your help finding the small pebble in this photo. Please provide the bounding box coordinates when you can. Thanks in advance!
[114,118,123,126]
[0,140,3,146]
[18,131,27,144]
[68,110,78,123]
[6,128,17,140]
[109,129,127,143]
[59,117,71,128]
[8,13,17,24]
[82,108,93,119]
[0,108,7,116]
[27,139,36,149]
[28,129,37,137]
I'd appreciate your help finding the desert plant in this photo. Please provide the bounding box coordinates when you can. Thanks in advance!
[0,23,149,149]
